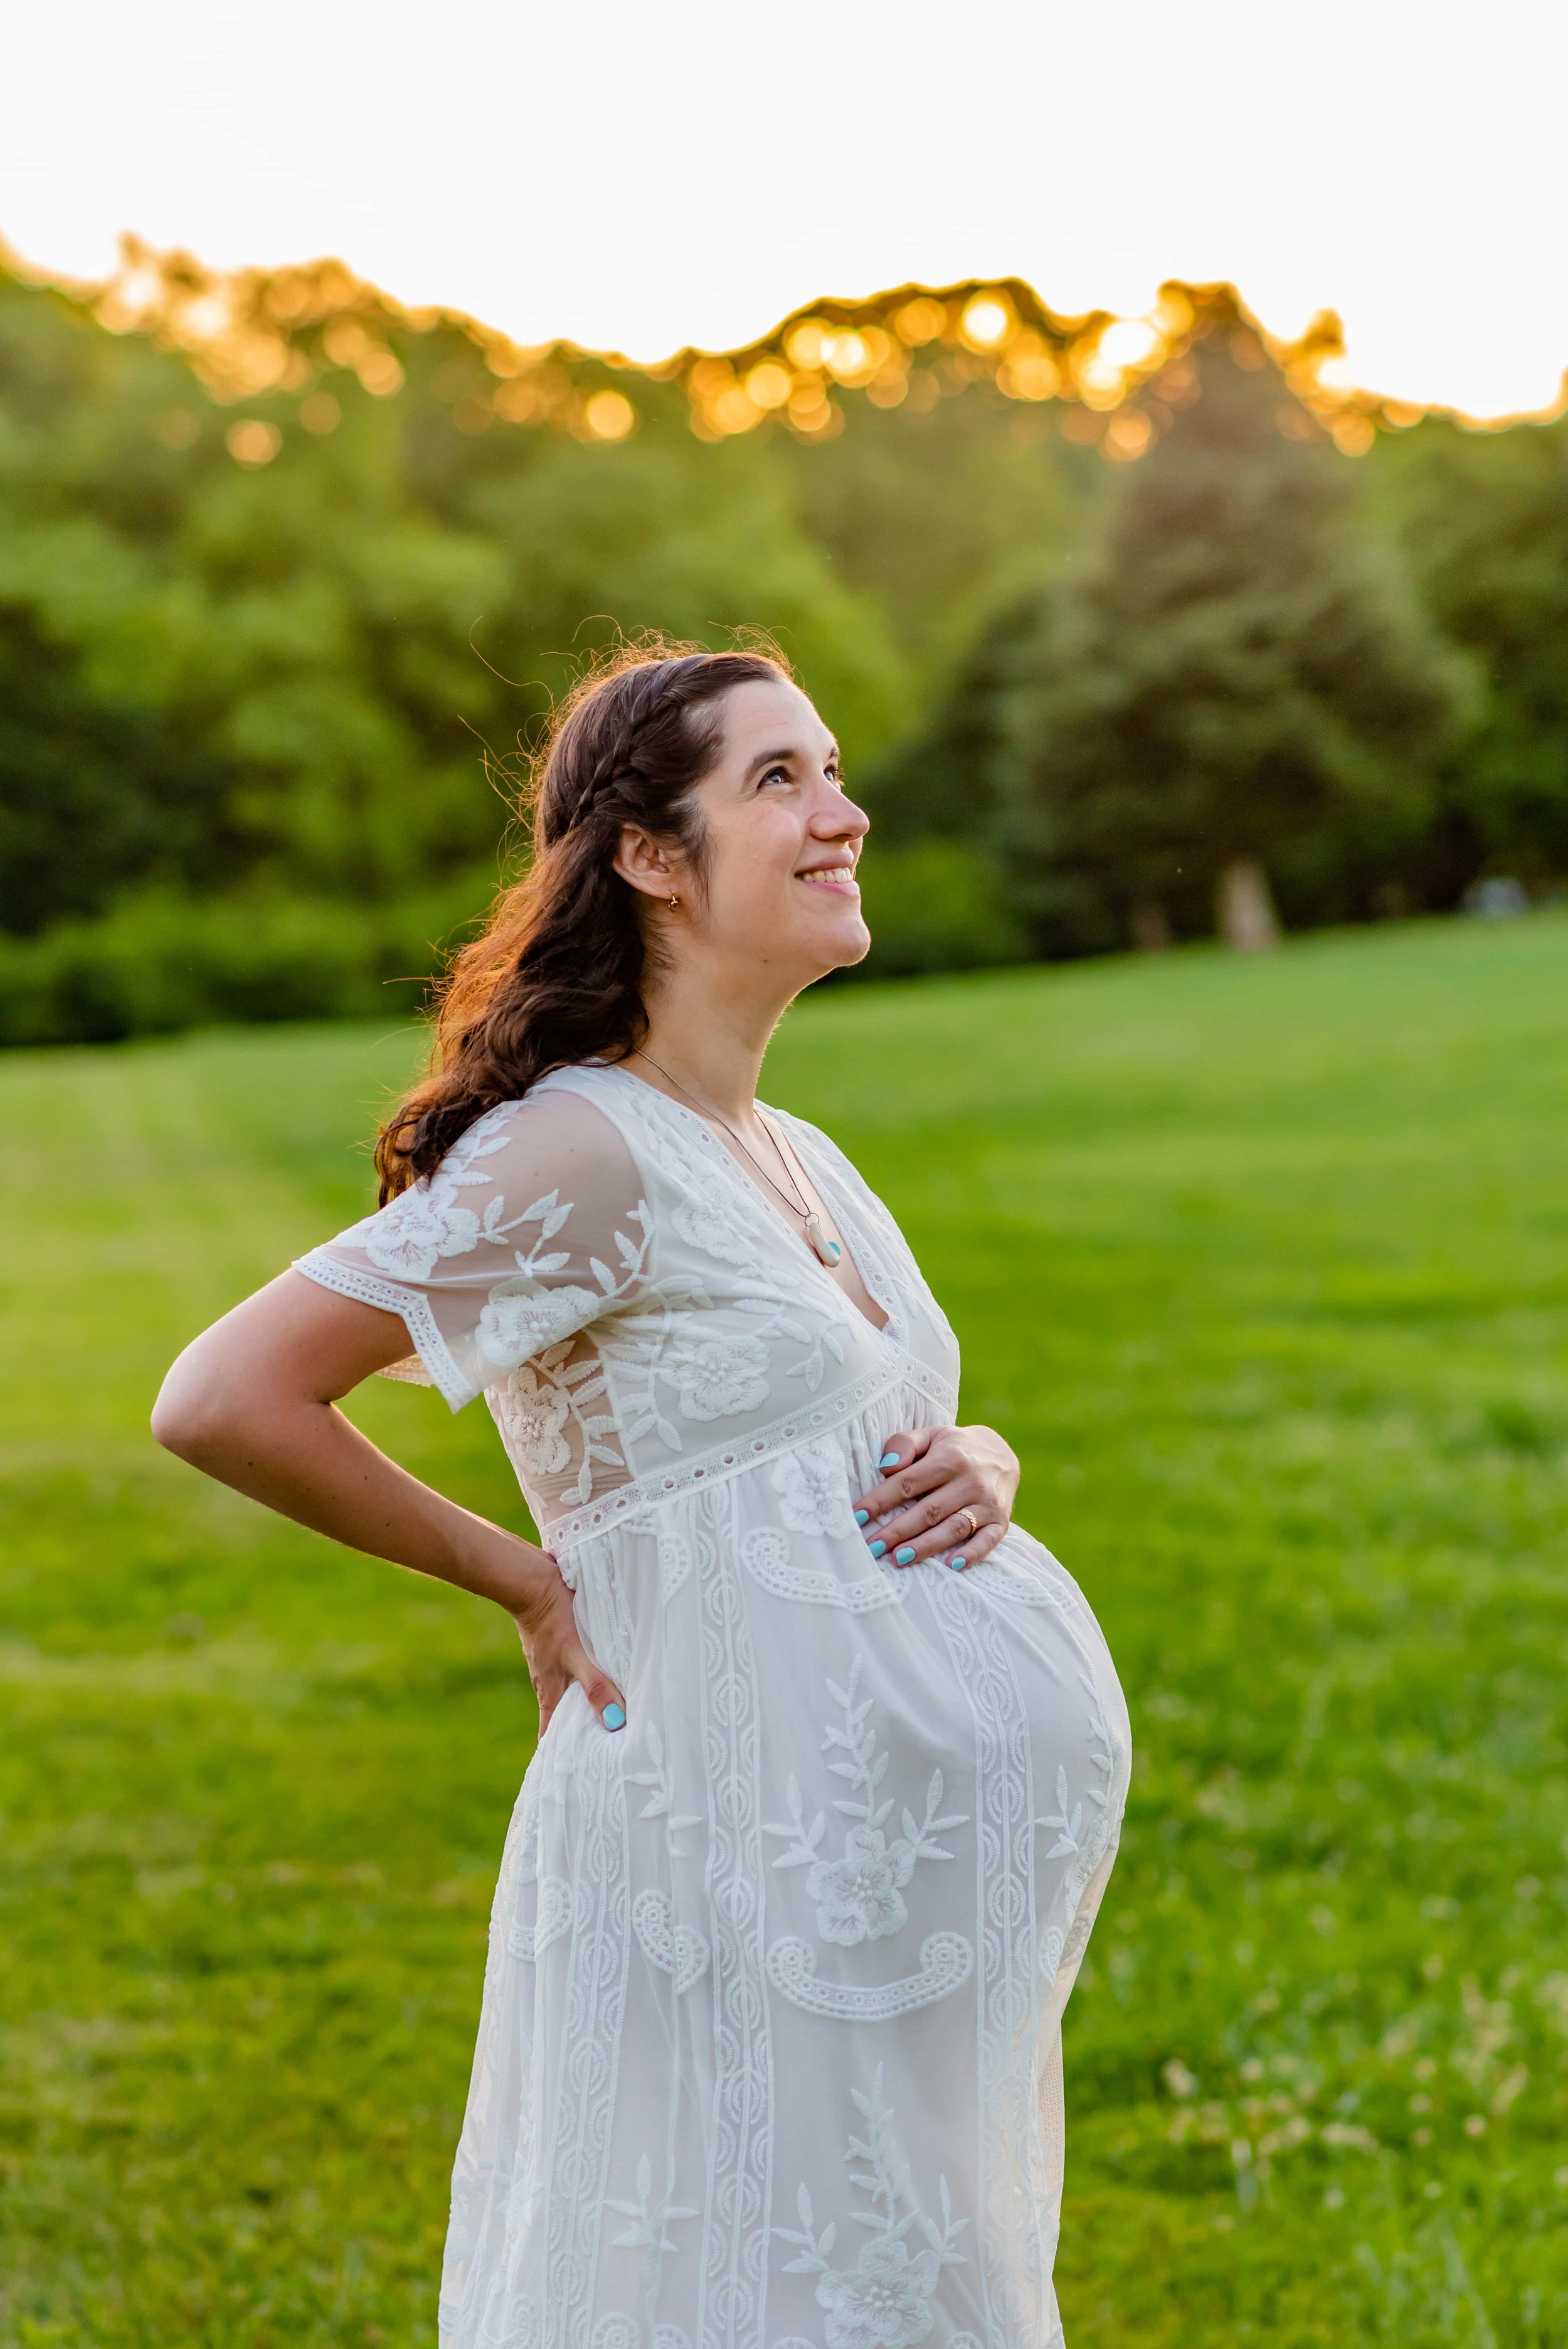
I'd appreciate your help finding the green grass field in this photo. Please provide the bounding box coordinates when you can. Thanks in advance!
[4,916,1568,2347]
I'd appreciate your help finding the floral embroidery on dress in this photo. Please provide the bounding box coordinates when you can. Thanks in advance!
[625,1724,702,1859]
[769,1436,858,1539]
[775,2069,968,2349]
[491,1366,572,1478]
[764,1658,968,1946]
[607,2156,700,2295]
[481,1199,663,1507]
[659,1329,771,1422]
[1036,1670,1125,1931]
[672,1189,755,1266]
[478,1281,602,1367]
[344,1111,516,1281]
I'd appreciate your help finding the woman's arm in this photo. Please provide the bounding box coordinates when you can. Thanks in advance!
[151,1269,626,1734]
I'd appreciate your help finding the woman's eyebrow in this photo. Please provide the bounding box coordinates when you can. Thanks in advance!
[742,743,840,782]
[743,745,804,780]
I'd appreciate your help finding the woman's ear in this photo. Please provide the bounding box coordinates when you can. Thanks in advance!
[614,824,681,903]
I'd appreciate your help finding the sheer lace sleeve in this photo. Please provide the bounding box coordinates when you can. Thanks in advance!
[292,1090,650,1412]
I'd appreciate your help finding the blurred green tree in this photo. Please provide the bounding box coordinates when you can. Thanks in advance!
[0,263,915,942]
[929,329,1472,954]
[1365,407,1568,894]
[9,240,1568,1044]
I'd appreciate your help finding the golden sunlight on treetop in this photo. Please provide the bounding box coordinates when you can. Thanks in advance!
[61,230,1552,473]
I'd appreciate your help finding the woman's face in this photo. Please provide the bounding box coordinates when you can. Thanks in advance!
[630,677,872,988]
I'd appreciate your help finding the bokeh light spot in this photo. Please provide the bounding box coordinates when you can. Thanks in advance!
[299,391,341,435]
[358,349,404,397]
[322,319,373,368]
[895,297,948,346]
[1098,319,1161,371]
[961,294,1013,351]
[225,418,282,467]
[585,388,636,440]
[1104,408,1153,460]
[1000,335,1061,402]
[744,362,792,410]
[824,331,868,382]
[711,384,761,433]
[785,321,830,370]
[689,356,734,398]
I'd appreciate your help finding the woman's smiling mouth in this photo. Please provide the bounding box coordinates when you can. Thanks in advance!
[795,862,859,893]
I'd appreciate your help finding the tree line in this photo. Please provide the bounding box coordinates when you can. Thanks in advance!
[1,248,1564,1041]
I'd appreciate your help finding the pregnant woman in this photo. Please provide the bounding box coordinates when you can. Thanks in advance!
[154,644,1130,2349]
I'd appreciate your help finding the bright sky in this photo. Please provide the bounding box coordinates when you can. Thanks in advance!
[3,0,1563,421]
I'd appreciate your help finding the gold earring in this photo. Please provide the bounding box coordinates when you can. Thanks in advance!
[667,893,680,909]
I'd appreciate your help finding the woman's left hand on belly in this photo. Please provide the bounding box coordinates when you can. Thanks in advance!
[852,1423,1020,1571]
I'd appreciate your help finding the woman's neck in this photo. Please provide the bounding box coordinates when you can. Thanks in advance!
[634,963,788,1125]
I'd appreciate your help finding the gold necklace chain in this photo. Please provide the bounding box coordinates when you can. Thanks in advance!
[630,1048,844,1268]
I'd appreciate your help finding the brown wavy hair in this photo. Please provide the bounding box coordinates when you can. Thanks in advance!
[375,639,792,1199]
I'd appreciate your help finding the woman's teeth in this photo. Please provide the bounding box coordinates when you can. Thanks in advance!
[798,867,855,886]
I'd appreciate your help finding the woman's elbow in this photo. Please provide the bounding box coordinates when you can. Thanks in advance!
[151,1349,245,1465]
[152,1382,216,1463]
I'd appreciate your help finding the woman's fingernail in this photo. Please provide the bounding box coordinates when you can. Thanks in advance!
[895,1546,916,1566]
[949,1556,967,1571]
[601,1702,627,1731]
[879,1451,901,1469]
[854,1509,870,1526]
[867,1539,886,1559]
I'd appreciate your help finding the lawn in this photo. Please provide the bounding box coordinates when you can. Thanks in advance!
[3,915,1568,2347]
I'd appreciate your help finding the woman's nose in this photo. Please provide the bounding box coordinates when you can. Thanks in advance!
[813,790,869,839]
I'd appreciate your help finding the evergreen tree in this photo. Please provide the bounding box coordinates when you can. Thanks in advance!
[1367,407,1568,893]
[977,324,1471,955]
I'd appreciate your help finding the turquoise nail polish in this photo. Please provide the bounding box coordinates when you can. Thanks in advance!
[895,1546,916,1566]
[854,1509,870,1525]
[879,1451,900,1469]
[867,1539,886,1559]
[949,1556,967,1571]
[602,1702,626,1731]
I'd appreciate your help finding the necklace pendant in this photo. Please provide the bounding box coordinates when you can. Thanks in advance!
[805,1213,842,1268]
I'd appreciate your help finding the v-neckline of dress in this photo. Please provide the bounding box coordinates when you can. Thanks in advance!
[602,1064,895,1344]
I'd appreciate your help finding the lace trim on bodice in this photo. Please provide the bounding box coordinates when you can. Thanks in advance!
[534,1352,957,1561]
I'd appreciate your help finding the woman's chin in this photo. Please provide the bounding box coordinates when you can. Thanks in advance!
[818,913,872,972]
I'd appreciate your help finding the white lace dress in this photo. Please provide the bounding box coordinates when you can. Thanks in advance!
[295,1063,1130,2349]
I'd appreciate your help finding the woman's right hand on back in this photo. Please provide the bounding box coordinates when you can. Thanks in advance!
[510,1551,627,1737]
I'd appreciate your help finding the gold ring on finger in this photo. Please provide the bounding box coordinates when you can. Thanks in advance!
[954,1507,980,1544]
